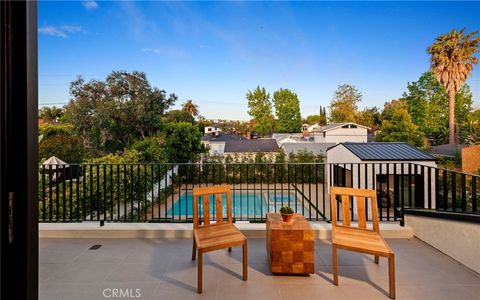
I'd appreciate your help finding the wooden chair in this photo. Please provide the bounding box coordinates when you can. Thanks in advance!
[191,185,247,293]
[330,186,396,299]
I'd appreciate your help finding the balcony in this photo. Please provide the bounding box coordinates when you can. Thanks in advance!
[39,237,480,300]
[38,162,480,299]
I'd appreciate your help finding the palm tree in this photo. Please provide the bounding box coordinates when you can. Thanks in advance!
[428,28,480,144]
[182,100,199,117]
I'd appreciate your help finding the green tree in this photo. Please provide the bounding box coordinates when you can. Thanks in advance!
[65,71,176,153]
[130,137,167,164]
[246,86,275,136]
[376,100,424,147]
[39,106,64,123]
[403,71,473,145]
[305,115,320,125]
[273,88,302,133]
[160,122,205,163]
[428,28,480,144]
[38,124,86,163]
[162,109,195,124]
[329,84,362,123]
[356,107,381,129]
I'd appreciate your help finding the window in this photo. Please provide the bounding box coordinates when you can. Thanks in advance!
[350,125,357,128]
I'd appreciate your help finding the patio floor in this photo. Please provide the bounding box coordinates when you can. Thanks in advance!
[39,237,480,300]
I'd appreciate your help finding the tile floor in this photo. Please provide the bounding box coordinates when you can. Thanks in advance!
[39,237,480,300]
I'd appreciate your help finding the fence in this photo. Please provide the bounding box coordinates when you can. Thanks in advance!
[39,162,479,224]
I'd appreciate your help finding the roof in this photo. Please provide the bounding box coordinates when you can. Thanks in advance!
[314,122,370,132]
[328,142,436,161]
[224,139,279,153]
[201,133,245,142]
[429,143,465,157]
[282,142,336,156]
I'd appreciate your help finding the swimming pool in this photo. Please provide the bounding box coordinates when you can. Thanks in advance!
[167,192,267,219]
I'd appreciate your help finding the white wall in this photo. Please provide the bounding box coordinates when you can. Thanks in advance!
[202,141,225,156]
[326,144,438,209]
[204,126,220,134]
[324,127,368,143]
[406,215,480,273]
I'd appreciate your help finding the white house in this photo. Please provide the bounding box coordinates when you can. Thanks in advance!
[313,122,369,143]
[202,133,279,157]
[326,143,437,220]
[302,123,322,133]
[204,124,221,135]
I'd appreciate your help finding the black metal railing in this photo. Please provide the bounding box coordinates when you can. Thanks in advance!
[38,162,480,224]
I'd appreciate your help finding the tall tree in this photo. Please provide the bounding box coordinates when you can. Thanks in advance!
[403,71,473,144]
[65,71,176,152]
[319,105,327,125]
[182,99,199,116]
[427,28,480,144]
[246,86,275,136]
[329,84,362,123]
[273,88,302,133]
[376,99,424,147]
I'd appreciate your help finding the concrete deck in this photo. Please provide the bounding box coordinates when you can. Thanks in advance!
[39,238,480,300]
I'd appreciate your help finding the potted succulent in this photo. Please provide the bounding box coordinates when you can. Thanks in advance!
[279,206,294,223]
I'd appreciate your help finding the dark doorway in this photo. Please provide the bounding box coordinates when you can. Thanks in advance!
[0,1,38,299]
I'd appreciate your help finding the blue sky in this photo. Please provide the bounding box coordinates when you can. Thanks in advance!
[39,1,480,120]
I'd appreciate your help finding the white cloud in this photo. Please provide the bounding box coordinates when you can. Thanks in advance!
[38,25,83,38]
[82,0,98,10]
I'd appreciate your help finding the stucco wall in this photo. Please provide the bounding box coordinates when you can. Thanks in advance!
[324,127,368,143]
[405,215,480,273]
[462,144,480,174]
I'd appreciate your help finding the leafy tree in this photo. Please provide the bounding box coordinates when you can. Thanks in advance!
[182,100,199,116]
[64,71,176,153]
[376,100,424,147]
[428,28,480,144]
[246,86,275,136]
[462,109,480,145]
[329,84,362,123]
[130,137,167,164]
[273,88,302,133]
[356,107,381,129]
[39,106,64,123]
[160,122,205,163]
[403,71,473,144]
[162,109,195,124]
[305,115,320,125]
[38,124,86,163]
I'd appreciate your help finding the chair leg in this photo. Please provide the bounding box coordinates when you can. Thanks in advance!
[228,247,232,252]
[332,244,338,285]
[388,254,396,299]
[192,238,196,261]
[374,255,379,264]
[242,240,248,281]
[197,251,203,294]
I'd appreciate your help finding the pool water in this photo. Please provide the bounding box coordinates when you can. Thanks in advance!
[168,192,267,218]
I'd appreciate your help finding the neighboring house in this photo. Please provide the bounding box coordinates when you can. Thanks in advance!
[302,123,322,133]
[204,124,221,135]
[202,133,278,157]
[281,142,335,158]
[312,122,369,143]
[201,133,245,156]
[326,142,437,209]
[461,144,480,174]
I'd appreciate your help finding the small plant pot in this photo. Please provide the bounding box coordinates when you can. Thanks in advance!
[281,213,294,223]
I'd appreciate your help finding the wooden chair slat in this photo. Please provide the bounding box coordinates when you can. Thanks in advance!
[357,196,367,229]
[215,193,223,224]
[341,195,351,226]
[203,195,210,226]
